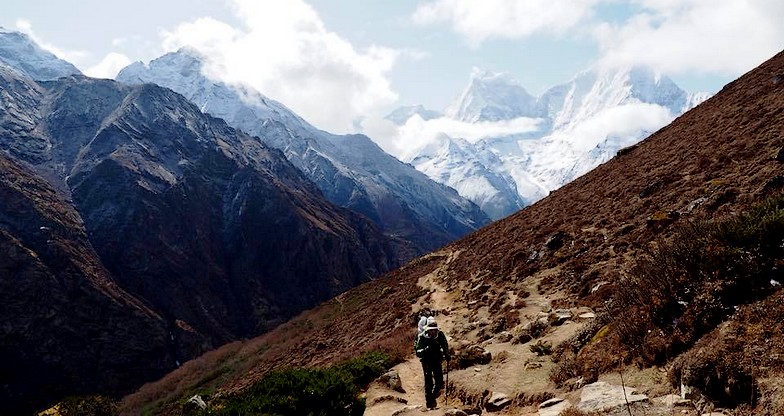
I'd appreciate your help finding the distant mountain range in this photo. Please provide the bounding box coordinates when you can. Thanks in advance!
[116,50,489,255]
[389,66,711,219]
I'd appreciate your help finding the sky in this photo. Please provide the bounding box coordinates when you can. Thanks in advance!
[2,0,784,152]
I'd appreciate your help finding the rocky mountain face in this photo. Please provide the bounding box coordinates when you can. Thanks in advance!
[395,65,711,219]
[0,61,402,411]
[123,49,784,415]
[117,50,489,255]
[0,28,81,81]
[0,152,185,415]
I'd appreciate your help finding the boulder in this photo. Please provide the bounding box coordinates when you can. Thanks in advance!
[538,397,565,408]
[456,344,492,369]
[539,398,571,416]
[378,370,406,393]
[444,409,469,416]
[545,231,568,250]
[576,381,648,412]
[548,309,573,326]
[485,392,511,412]
[370,395,407,405]
[495,331,513,343]
[183,395,207,414]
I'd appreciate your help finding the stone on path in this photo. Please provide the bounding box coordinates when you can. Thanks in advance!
[576,381,648,413]
[539,400,571,416]
[378,370,406,393]
[485,392,511,412]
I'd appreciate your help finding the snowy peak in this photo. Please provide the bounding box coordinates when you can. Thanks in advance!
[117,49,314,137]
[386,105,441,125]
[0,28,81,81]
[402,63,712,220]
[445,68,541,122]
[547,65,690,129]
[116,49,489,254]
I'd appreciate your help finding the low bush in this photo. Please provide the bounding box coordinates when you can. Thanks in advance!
[529,340,552,356]
[210,351,392,416]
[59,395,118,416]
[610,196,784,366]
[558,407,600,416]
[334,350,394,388]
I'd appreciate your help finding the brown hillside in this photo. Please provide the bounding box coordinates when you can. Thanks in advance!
[121,50,784,415]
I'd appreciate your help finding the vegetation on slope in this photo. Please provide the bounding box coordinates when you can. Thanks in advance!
[552,195,784,409]
[201,351,393,416]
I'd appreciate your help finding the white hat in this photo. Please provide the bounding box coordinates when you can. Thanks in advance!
[425,318,439,330]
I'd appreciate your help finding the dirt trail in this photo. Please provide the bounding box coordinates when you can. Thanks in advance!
[364,250,461,415]
[364,251,572,415]
[364,249,688,416]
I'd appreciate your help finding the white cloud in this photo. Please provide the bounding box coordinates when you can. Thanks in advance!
[160,0,399,134]
[412,0,602,46]
[595,0,784,75]
[84,52,132,79]
[362,114,541,159]
[557,102,673,152]
[15,19,88,64]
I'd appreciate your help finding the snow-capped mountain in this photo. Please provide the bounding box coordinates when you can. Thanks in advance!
[386,105,441,125]
[117,50,489,254]
[0,27,81,80]
[397,66,711,219]
[410,134,528,220]
[445,68,544,123]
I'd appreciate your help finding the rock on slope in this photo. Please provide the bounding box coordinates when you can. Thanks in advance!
[121,49,784,414]
[117,50,489,255]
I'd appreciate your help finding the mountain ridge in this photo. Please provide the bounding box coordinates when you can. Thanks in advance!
[116,49,490,255]
[393,64,711,219]
[121,48,784,416]
[0,28,81,81]
[0,60,404,412]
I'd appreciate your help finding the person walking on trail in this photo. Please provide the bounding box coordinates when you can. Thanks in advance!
[415,317,450,410]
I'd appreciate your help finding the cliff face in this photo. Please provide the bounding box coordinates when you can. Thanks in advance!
[0,153,184,415]
[0,66,401,411]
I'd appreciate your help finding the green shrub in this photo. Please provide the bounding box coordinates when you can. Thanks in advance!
[211,351,392,416]
[335,350,393,387]
[59,395,118,416]
[214,367,363,416]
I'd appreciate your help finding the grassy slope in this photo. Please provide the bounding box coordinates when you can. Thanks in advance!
[121,50,784,415]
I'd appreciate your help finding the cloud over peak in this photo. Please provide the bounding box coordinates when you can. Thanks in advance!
[161,0,399,134]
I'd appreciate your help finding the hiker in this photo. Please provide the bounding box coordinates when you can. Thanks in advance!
[415,318,450,409]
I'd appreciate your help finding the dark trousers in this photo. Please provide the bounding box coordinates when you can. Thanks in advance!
[421,358,443,407]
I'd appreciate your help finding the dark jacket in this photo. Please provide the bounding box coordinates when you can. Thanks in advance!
[415,330,450,362]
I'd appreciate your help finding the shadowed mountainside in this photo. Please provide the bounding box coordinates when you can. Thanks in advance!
[0,63,407,412]
[0,153,187,415]
[121,50,784,415]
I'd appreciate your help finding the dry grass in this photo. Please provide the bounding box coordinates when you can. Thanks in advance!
[122,51,784,414]
[558,407,600,416]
